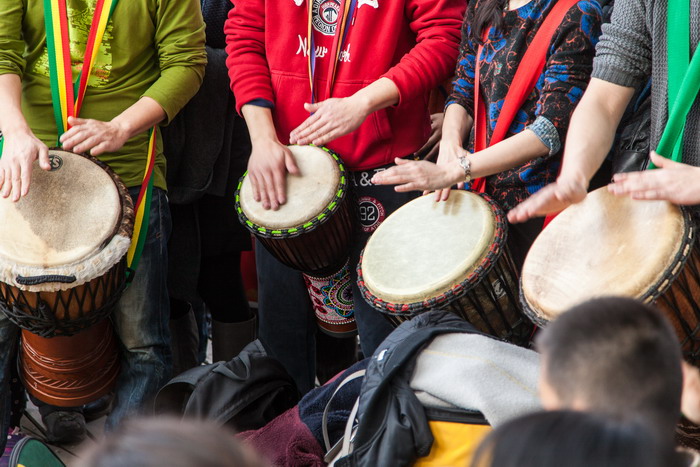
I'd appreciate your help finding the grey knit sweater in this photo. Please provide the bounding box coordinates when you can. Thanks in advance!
[592,0,700,166]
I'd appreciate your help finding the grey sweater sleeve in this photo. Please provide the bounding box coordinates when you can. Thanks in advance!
[592,0,652,89]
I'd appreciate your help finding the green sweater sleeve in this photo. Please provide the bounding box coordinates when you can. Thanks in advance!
[141,0,207,125]
[0,0,26,77]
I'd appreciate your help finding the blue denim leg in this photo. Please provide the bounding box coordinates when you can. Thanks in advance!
[255,240,317,395]
[0,312,19,451]
[105,187,172,431]
[349,240,395,358]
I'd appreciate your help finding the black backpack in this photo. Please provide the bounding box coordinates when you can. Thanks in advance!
[330,311,490,467]
[154,339,300,432]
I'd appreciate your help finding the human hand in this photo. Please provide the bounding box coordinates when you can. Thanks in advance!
[289,96,370,146]
[246,138,299,210]
[59,116,130,156]
[507,174,588,223]
[414,113,445,162]
[682,361,700,424]
[429,137,468,201]
[371,157,463,193]
[0,129,50,201]
[608,152,700,205]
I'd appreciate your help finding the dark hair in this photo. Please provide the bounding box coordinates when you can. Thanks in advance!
[76,417,269,467]
[471,0,508,44]
[536,297,682,443]
[470,410,683,467]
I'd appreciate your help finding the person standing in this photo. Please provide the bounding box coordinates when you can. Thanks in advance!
[225,0,464,393]
[0,0,206,444]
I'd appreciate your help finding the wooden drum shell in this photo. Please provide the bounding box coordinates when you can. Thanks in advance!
[255,197,355,276]
[20,319,120,407]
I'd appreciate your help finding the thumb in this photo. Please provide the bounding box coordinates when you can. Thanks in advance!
[395,157,409,165]
[285,151,300,175]
[38,145,51,171]
[650,151,677,168]
[304,102,321,113]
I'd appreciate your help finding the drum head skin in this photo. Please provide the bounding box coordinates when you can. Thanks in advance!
[361,191,496,303]
[0,150,121,267]
[239,145,340,230]
[521,187,686,322]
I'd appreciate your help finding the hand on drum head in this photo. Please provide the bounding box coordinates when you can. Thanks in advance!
[247,138,300,210]
[289,97,370,146]
[608,152,700,205]
[430,139,468,201]
[371,157,464,197]
[682,362,700,425]
[60,116,130,157]
[507,175,588,223]
[0,129,51,201]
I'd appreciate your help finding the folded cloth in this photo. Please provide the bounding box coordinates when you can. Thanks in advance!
[239,406,325,467]
[299,359,368,448]
[410,333,541,427]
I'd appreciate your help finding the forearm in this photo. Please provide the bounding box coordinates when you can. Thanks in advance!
[559,78,635,185]
[441,103,473,147]
[469,129,549,179]
[241,104,279,144]
[351,77,399,114]
[111,97,166,139]
[0,74,30,135]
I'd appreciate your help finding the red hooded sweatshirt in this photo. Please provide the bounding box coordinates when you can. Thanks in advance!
[225,0,464,171]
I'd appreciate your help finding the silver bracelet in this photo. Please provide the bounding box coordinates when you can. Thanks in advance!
[457,155,472,183]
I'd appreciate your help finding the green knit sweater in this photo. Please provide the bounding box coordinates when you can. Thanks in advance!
[592,0,700,166]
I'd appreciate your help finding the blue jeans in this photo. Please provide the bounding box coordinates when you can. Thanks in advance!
[105,186,172,430]
[0,187,172,445]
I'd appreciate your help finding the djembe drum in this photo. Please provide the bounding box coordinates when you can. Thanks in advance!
[357,191,531,346]
[0,149,134,406]
[520,187,700,362]
[236,145,357,335]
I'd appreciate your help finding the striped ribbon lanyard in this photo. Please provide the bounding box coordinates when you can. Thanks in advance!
[306,0,358,104]
[654,0,700,166]
[42,0,155,282]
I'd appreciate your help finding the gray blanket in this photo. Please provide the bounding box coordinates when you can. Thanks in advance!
[410,333,541,427]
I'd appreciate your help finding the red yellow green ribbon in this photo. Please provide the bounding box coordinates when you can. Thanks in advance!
[126,128,157,281]
[42,0,155,280]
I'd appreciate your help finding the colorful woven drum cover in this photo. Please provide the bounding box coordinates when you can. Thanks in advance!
[304,261,357,337]
[520,187,700,361]
[235,145,354,275]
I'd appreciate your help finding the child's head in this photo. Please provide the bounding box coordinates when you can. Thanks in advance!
[536,297,682,441]
[470,410,682,467]
[77,416,269,467]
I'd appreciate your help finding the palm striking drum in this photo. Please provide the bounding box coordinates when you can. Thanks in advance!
[0,149,134,406]
[357,191,531,346]
[520,187,700,362]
